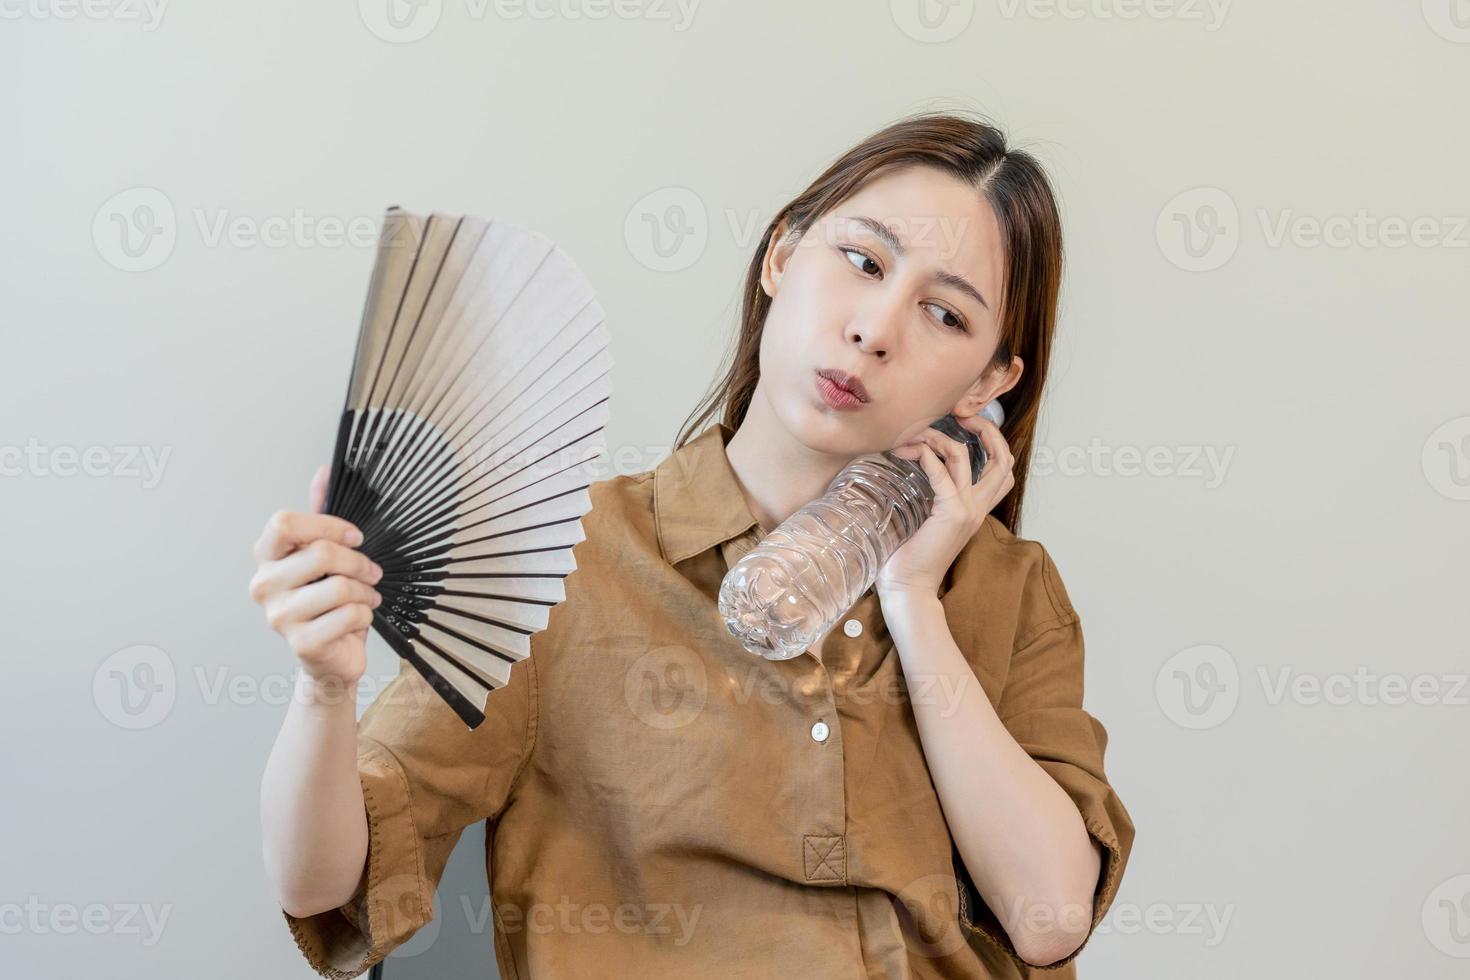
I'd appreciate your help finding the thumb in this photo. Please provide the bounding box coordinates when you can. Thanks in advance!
[308,464,331,514]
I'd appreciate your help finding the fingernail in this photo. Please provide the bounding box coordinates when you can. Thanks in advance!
[346,527,364,547]
[371,562,383,581]
[372,592,383,607]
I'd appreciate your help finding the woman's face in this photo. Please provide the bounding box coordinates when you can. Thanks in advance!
[757,163,1021,456]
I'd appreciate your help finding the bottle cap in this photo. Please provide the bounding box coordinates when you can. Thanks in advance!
[927,401,1005,485]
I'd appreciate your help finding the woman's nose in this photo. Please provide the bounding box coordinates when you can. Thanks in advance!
[847,305,902,359]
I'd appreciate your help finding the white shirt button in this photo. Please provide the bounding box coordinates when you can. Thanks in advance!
[811,720,830,743]
[843,619,863,638]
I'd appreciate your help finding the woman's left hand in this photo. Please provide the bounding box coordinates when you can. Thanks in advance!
[874,414,1015,600]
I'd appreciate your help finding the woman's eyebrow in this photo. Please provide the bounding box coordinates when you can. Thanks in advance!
[849,215,990,311]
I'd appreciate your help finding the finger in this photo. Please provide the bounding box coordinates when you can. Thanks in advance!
[915,443,957,500]
[308,464,331,515]
[252,538,383,601]
[287,603,376,658]
[920,429,972,490]
[895,431,962,484]
[265,575,383,632]
[969,417,1012,478]
[254,510,363,563]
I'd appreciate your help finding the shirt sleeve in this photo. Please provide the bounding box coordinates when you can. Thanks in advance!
[279,653,537,979]
[956,540,1136,971]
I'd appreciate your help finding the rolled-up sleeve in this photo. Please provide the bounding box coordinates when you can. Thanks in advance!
[958,541,1135,971]
[280,654,537,979]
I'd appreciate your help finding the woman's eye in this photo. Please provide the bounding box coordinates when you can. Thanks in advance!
[841,247,881,277]
[840,246,967,334]
[923,301,968,333]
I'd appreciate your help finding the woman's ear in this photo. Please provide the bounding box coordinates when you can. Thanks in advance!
[760,217,798,299]
[953,355,1024,416]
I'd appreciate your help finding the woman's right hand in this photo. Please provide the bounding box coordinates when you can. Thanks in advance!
[249,464,384,685]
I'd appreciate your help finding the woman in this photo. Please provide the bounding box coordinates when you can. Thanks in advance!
[253,110,1135,979]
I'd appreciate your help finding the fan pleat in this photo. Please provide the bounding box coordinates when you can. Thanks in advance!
[324,207,611,729]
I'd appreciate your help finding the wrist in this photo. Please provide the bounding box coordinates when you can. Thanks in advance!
[877,587,944,620]
[293,669,362,710]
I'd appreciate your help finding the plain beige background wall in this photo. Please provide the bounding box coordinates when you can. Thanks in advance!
[3,2,1467,977]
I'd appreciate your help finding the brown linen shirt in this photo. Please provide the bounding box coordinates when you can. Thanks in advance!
[281,421,1135,979]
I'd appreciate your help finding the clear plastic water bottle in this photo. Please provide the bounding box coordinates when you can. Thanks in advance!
[718,401,1005,660]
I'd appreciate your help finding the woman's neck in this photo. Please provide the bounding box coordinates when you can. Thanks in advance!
[722,388,856,535]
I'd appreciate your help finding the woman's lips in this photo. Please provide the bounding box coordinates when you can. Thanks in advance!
[816,373,867,410]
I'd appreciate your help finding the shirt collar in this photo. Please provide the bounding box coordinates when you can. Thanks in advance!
[654,422,766,565]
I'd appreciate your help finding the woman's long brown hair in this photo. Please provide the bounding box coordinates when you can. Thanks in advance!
[674,109,1065,537]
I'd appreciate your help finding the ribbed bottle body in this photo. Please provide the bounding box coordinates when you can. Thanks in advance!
[717,450,933,660]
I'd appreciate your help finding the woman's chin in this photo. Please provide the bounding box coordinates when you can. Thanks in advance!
[785,401,882,456]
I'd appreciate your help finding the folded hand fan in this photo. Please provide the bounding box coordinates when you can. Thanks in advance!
[323,206,613,729]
